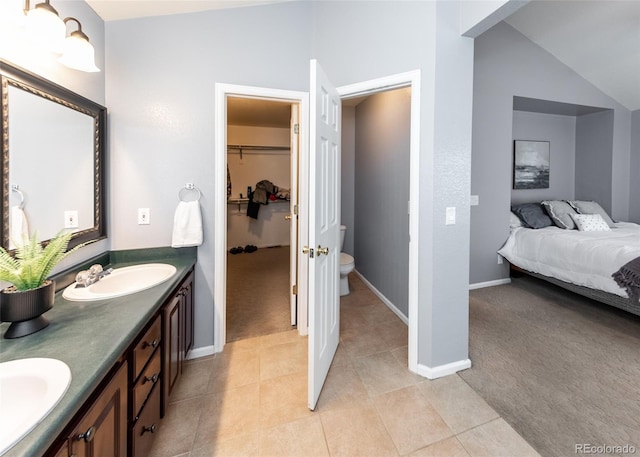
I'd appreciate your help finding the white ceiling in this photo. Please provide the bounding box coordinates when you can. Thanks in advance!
[506,0,640,111]
[84,0,292,22]
[84,0,640,112]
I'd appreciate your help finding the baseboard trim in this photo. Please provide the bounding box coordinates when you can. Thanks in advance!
[186,345,217,360]
[469,278,511,290]
[415,358,472,379]
[354,270,408,325]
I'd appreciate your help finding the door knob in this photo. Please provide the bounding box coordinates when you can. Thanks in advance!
[285,215,292,221]
[302,246,314,258]
[317,246,329,256]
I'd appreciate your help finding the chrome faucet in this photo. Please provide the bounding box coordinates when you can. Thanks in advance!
[75,264,113,288]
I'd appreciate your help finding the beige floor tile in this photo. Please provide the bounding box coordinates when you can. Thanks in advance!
[456,418,541,457]
[208,347,260,393]
[148,396,204,457]
[340,326,391,358]
[330,343,354,369]
[191,432,260,457]
[341,306,370,331]
[408,437,471,457]
[354,350,421,396]
[259,416,329,457]
[417,375,499,434]
[170,357,216,403]
[224,335,261,352]
[362,302,399,324]
[259,371,314,428]
[260,340,307,380]
[316,364,369,412]
[373,385,453,455]
[259,329,303,349]
[320,401,399,457]
[376,319,409,350]
[193,383,261,448]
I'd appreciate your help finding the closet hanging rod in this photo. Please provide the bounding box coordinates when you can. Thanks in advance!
[227,144,290,151]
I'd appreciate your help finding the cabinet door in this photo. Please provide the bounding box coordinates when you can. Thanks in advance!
[163,295,182,408]
[182,272,194,358]
[68,362,128,457]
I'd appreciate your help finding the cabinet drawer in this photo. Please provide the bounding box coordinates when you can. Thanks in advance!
[133,348,161,418]
[132,316,161,381]
[131,382,161,457]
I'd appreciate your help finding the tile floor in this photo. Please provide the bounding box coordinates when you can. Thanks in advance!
[149,274,540,457]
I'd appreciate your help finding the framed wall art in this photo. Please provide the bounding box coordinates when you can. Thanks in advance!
[513,140,550,189]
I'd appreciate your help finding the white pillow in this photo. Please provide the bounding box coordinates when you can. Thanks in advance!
[509,211,523,229]
[571,213,611,232]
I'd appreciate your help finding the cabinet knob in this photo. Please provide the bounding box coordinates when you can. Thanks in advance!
[76,425,96,443]
[144,373,159,384]
[143,338,159,349]
[142,424,157,434]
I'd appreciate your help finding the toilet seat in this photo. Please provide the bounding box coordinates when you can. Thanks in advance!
[340,252,354,266]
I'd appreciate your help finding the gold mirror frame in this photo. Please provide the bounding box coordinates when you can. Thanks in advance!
[0,59,106,250]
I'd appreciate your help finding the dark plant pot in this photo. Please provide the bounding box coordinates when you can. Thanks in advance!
[0,280,55,339]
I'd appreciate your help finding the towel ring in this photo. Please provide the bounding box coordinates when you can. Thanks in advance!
[11,185,25,209]
[178,183,201,202]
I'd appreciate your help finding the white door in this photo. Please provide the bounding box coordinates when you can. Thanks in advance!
[289,104,299,325]
[307,59,341,410]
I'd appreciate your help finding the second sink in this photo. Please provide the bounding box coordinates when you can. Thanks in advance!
[62,263,177,301]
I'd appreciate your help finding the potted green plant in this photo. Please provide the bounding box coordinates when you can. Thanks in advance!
[0,231,83,338]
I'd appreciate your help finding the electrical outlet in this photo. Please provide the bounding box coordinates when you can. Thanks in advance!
[64,210,79,229]
[470,195,479,206]
[138,208,150,225]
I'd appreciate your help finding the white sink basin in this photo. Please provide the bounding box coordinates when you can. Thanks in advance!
[62,263,177,302]
[0,358,71,455]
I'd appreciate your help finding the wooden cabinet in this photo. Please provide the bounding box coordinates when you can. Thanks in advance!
[162,268,194,413]
[44,266,194,457]
[67,361,128,457]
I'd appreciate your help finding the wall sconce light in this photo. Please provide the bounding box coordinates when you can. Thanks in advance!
[23,0,65,53]
[23,0,100,73]
[58,18,100,73]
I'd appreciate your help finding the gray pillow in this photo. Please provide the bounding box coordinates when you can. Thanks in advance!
[567,200,615,228]
[511,203,553,229]
[541,200,577,230]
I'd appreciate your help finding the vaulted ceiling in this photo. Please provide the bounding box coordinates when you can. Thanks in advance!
[85,0,639,112]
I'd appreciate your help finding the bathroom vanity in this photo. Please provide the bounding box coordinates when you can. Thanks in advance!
[0,247,197,457]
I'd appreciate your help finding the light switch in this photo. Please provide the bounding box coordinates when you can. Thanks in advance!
[445,207,456,225]
[138,208,150,225]
[64,210,78,229]
[470,195,479,206]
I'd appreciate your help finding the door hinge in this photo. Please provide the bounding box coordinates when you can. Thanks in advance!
[294,123,299,134]
[293,205,298,215]
[292,285,297,295]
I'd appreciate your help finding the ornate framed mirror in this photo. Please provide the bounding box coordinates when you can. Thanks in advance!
[0,60,106,250]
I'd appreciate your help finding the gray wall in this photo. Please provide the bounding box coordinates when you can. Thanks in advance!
[629,110,640,223]
[106,3,311,349]
[313,1,474,368]
[353,88,410,317]
[341,106,355,256]
[107,1,474,370]
[471,22,632,285]
[511,111,576,205]
[575,110,615,213]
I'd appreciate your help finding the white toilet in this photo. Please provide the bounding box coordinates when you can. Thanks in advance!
[339,225,355,296]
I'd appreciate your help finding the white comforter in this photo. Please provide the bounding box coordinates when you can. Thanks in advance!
[498,222,640,297]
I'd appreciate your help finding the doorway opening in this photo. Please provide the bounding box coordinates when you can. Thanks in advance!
[225,97,298,343]
[214,84,309,353]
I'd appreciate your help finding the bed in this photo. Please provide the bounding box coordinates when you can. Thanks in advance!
[498,212,640,316]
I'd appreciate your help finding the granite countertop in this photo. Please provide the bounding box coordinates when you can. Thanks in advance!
[0,246,197,457]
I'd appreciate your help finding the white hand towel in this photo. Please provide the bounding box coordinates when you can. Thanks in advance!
[171,201,203,248]
[9,205,29,249]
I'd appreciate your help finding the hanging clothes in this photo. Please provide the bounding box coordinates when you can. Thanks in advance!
[227,165,232,200]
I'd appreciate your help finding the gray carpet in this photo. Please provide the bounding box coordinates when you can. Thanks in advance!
[226,245,293,342]
[463,276,640,457]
